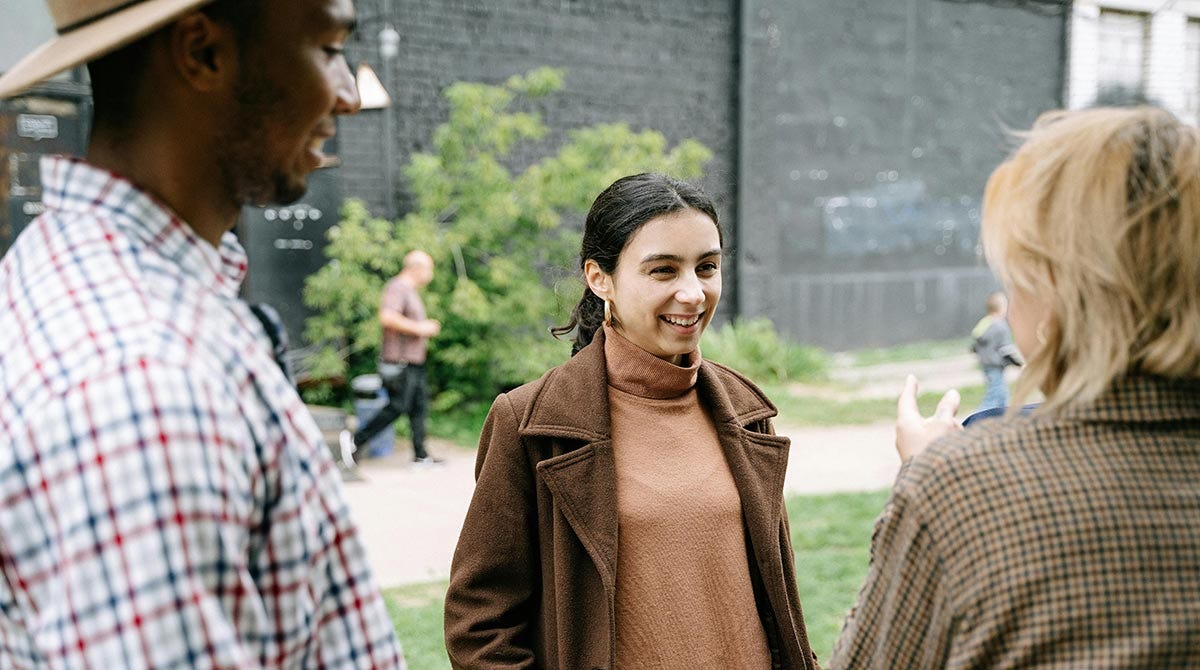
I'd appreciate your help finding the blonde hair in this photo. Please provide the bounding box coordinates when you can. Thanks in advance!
[982,107,1200,412]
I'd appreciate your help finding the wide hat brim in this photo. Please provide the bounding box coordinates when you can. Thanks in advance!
[0,0,216,99]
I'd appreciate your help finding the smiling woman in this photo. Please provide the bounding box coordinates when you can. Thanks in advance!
[583,198,722,364]
[552,172,724,358]
[444,173,820,670]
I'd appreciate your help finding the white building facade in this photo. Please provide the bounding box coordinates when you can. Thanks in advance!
[1069,0,1200,124]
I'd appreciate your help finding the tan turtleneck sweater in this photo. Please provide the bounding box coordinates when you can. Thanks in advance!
[604,325,772,669]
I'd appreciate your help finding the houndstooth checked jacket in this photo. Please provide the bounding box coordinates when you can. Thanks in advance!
[831,374,1200,669]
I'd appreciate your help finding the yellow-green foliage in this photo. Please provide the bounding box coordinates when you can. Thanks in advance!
[304,67,712,408]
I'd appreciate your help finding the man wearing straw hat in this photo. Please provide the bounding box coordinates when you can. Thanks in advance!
[0,1,405,667]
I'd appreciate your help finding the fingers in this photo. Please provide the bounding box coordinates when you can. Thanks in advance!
[934,388,961,422]
[896,379,963,463]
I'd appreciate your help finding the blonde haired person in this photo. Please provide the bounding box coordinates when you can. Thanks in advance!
[831,107,1200,668]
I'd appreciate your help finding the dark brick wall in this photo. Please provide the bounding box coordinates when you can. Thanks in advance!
[338,0,740,230]
[738,0,1067,348]
[1,1,1072,351]
[336,0,1067,350]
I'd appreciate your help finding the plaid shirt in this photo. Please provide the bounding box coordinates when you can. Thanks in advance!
[0,157,404,669]
[831,375,1200,669]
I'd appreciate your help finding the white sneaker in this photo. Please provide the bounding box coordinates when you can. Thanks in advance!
[412,455,445,468]
[339,430,358,468]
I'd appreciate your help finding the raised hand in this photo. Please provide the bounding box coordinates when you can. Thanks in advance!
[895,374,963,462]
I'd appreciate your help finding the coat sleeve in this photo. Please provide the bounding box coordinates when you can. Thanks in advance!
[444,393,540,669]
[769,417,822,670]
[779,499,822,669]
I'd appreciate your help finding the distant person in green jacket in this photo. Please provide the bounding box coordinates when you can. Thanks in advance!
[971,291,1022,410]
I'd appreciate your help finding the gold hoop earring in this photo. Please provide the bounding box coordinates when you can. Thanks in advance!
[603,299,612,326]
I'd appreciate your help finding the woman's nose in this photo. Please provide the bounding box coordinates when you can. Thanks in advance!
[675,276,704,305]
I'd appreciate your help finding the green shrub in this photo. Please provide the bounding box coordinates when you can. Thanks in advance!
[702,318,827,384]
[303,67,712,410]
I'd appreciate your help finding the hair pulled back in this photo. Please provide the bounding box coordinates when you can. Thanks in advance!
[552,173,721,356]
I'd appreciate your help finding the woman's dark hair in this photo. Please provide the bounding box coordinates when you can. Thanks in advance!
[552,173,721,356]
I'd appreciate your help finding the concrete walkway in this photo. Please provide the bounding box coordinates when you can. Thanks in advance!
[342,355,990,588]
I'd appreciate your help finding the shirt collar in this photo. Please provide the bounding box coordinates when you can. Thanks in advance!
[40,155,248,297]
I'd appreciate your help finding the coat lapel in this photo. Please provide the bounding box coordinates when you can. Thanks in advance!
[697,363,790,563]
[516,331,792,599]
[520,332,620,589]
[535,441,619,590]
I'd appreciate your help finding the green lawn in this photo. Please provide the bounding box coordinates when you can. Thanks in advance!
[385,489,890,669]
[766,383,986,427]
[788,489,891,659]
[385,580,451,669]
[844,338,971,367]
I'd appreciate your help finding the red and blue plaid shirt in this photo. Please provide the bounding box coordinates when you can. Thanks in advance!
[0,157,404,669]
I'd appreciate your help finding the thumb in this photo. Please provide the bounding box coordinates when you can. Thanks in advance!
[897,374,921,422]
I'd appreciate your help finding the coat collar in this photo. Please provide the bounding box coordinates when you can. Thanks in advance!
[1057,374,1200,424]
[520,327,780,441]
[519,327,792,624]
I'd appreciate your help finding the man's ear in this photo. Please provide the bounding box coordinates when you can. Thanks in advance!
[583,259,610,299]
[167,12,237,93]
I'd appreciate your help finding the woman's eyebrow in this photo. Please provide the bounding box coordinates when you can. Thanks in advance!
[639,249,722,264]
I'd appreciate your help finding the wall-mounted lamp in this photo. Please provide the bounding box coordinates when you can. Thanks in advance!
[351,14,404,217]
[379,25,401,60]
[356,63,391,110]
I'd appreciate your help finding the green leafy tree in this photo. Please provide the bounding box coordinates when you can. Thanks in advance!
[303,67,712,415]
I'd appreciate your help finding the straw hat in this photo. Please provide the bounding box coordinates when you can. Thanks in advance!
[0,0,217,99]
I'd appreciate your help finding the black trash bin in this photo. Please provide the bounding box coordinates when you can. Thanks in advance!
[350,374,395,457]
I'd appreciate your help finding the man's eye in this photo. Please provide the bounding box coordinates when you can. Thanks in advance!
[324,46,346,57]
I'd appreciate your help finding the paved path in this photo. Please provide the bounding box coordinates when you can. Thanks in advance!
[341,445,476,588]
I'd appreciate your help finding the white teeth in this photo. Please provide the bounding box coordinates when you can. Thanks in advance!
[662,314,701,327]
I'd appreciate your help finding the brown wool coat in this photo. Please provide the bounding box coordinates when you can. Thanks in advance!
[444,330,818,669]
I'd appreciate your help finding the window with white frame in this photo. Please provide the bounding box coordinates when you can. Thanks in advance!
[1184,19,1200,125]
[1096,9,1150,98]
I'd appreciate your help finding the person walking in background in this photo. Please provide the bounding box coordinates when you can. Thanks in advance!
[342,250,442,466]
[0,0,405,667]
[970,291,1021,411]
[445,173,819,669]
[831,106,1200,668]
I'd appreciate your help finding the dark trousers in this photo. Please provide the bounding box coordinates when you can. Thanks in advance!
[354,364,429,459]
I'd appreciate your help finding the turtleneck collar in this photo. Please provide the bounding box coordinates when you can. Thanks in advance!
[603,324,701,399]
